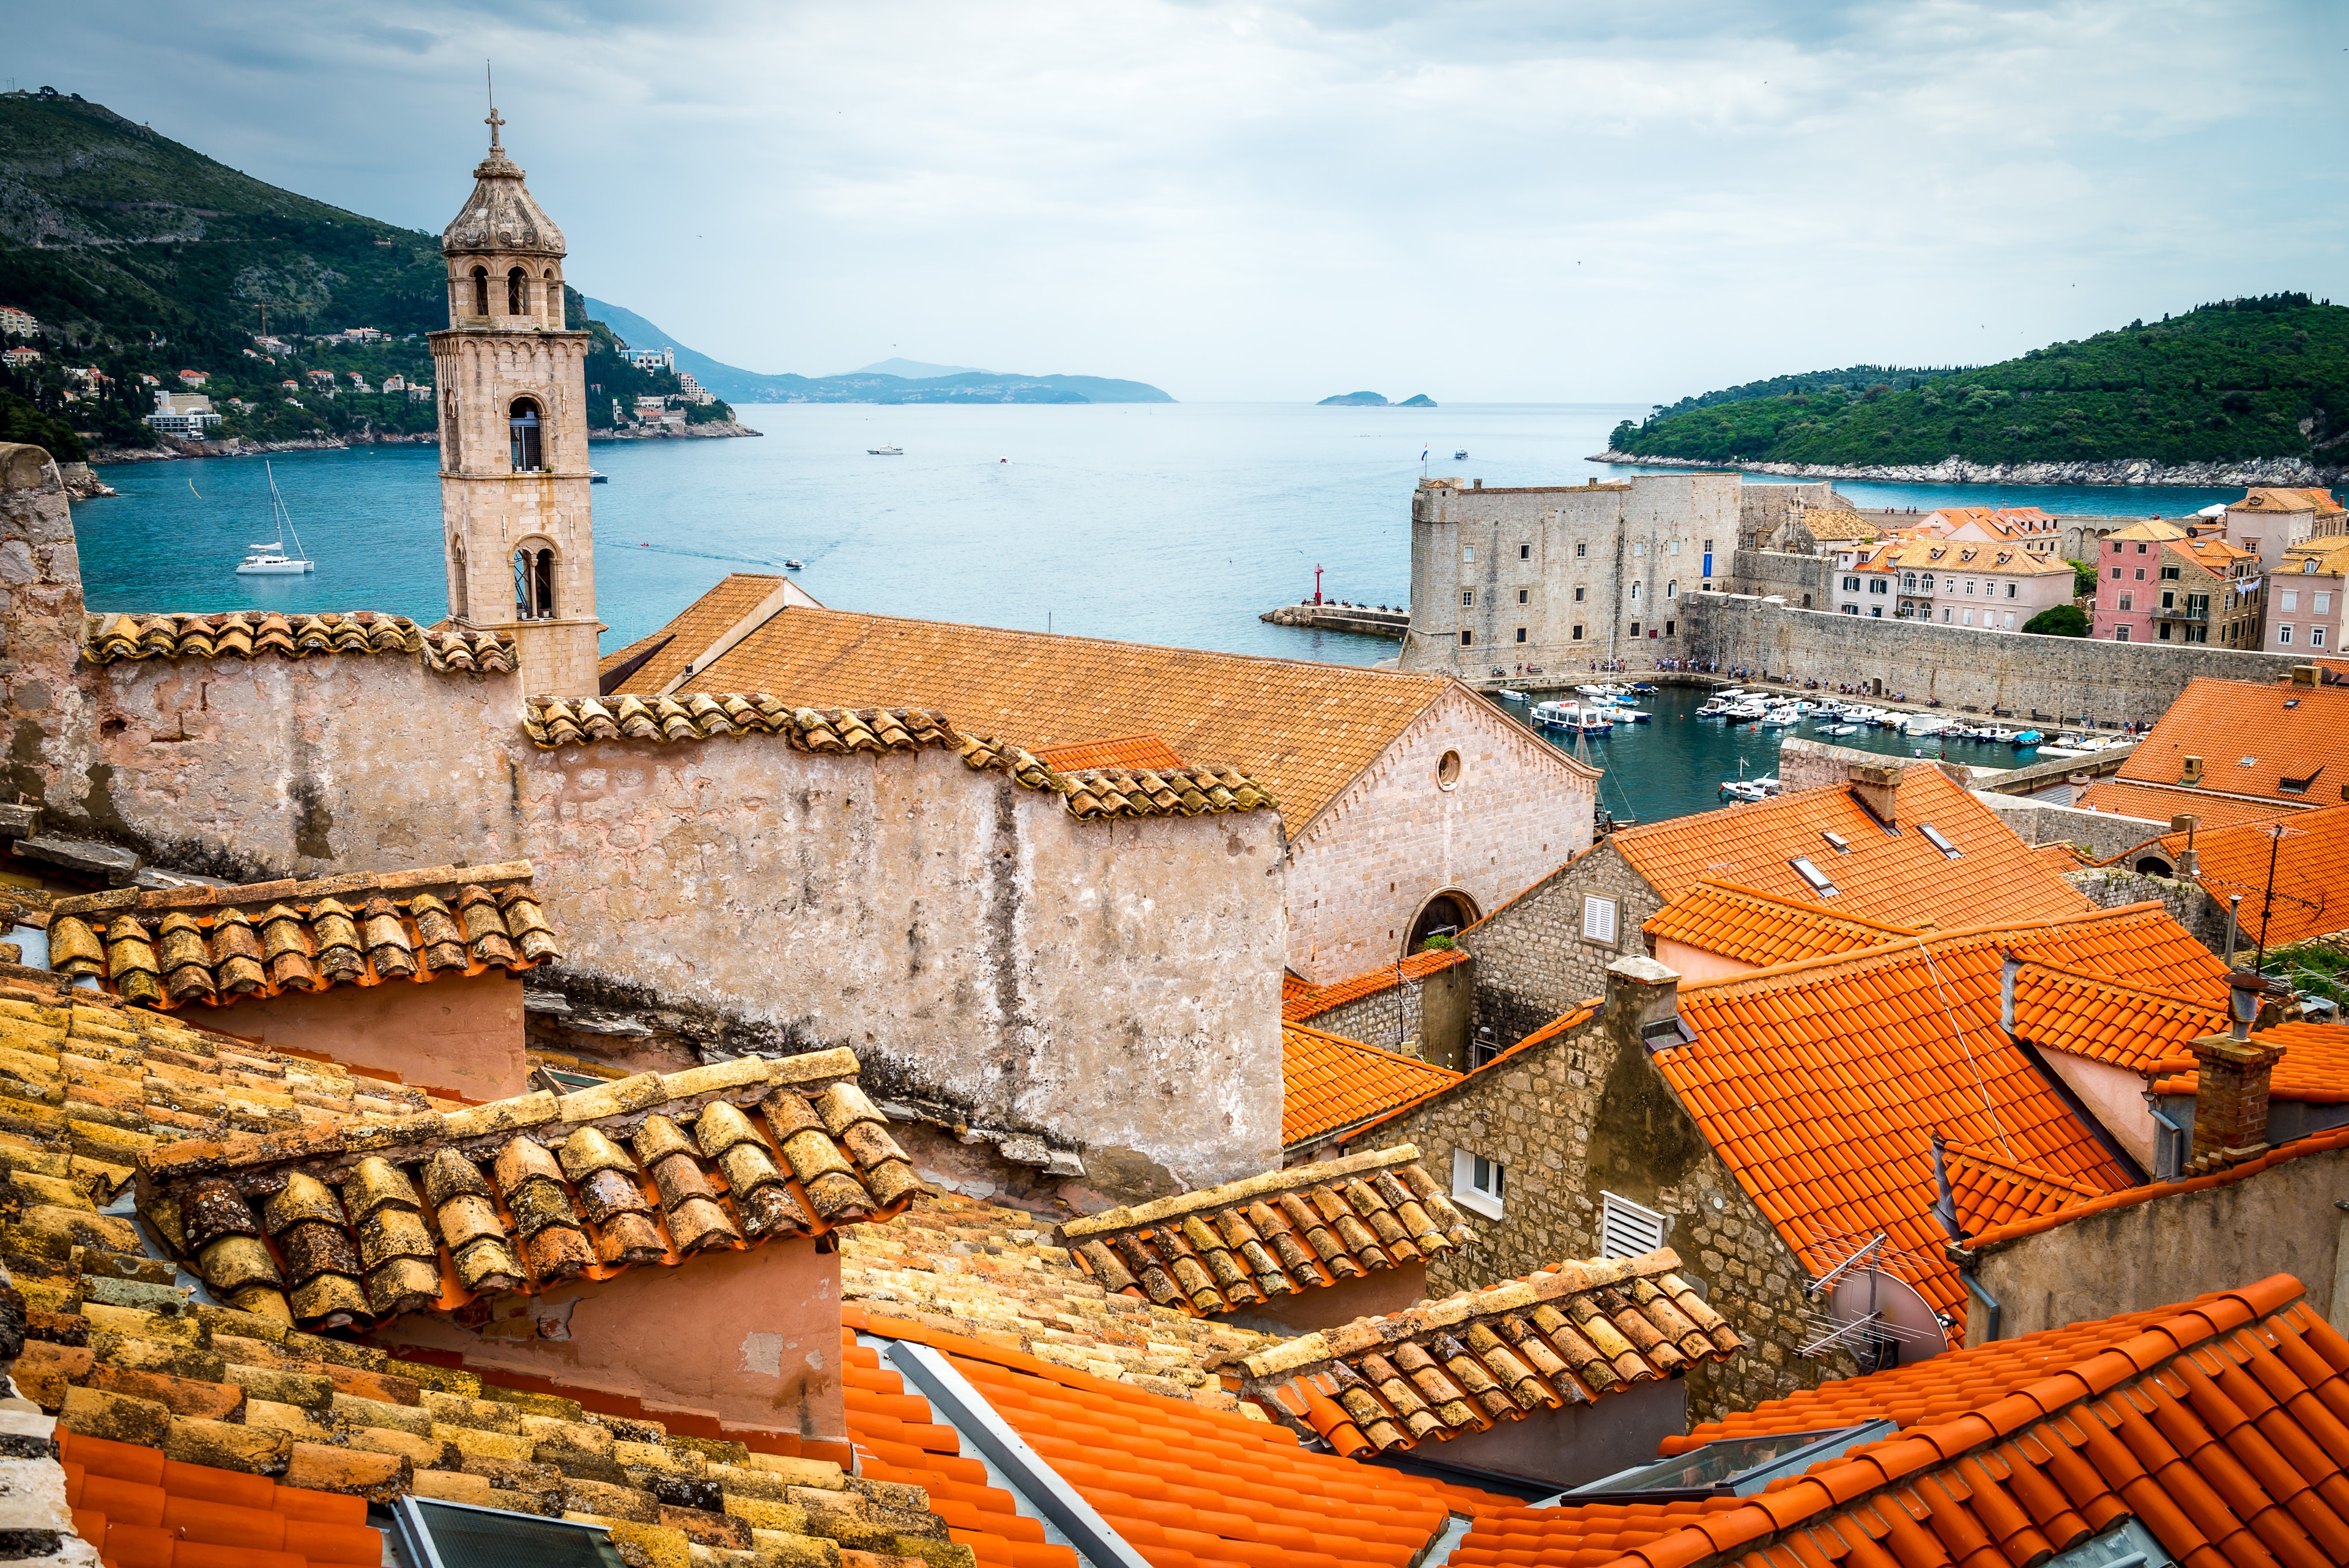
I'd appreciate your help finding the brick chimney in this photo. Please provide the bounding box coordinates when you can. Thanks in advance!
[1847,761,1904,827]
[2186,972,2284,1172]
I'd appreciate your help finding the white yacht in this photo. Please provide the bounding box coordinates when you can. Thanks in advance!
[867,444,904,456]
[234,464,316,575]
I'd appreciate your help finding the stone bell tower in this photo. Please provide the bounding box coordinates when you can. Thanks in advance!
[431,106,600,697]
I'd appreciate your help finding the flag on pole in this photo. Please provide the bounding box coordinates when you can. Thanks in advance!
[1420,446,1429,461]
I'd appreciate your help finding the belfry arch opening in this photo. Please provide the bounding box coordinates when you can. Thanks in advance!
[508,398,543,472]
[507,267,528,316]
[542,267,558,324]
[449,536,470,619]
[513,542,557,620]
[470,266,489,317]
[1405,889,1480,958]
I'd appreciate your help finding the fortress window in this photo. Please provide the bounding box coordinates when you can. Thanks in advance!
[449,536,470,619]
[1575,586,1586,602]
[509,399,544,471]
[543,267,558,322]
[1515,627,1527,643]
[1572,623,1584,640]
[513,545,557,619]
[1462,590,1474,607]
[1520,544,1531,560]
[1459,629,1473,646]
[1575,542,1587,558]
[508,267,529,316]
[470,267,489,316]
[1517,588,1529,605]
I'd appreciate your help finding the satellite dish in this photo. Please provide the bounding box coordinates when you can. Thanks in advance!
[1827,1269,1945,1368]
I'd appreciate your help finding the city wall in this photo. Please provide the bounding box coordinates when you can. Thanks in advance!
[1683,592,2304,722]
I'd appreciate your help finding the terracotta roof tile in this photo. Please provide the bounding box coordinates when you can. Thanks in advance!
[1611,767,2093,930]
[1334,1000,1605,1150]
[634,596,1502,824]
[2008,960,2224,1073]
[1284,948,1472,1024]
[1282,1025,1464,1146]
[1033,732,1187,772]
[2231,486,2345,516]
[595,571,785,695]
[1644,880,1921,969]
[2069,777,2300,830]
[849,1306,1511,1565]
[44,861,556,1013]
[1062,1144,1471,1316]
[1997,901,2235,1007]
[2151,1020,2349,1103]
[132,1048,913,1332]
[2156,798,2349,948]
[1445,1274,2342,1568]
[1939,1139,2109,1242]
[1965,1123,2349,1252]
[1239,1248,1741,1457]
[78,612,516,675]
[2116,674,2349,805]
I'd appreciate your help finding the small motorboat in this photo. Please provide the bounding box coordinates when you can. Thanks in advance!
[1629,682,1658,693]
[1721,780,1766,802]
[784,559,804,571]
[2012,730,2044,747]
[1533,701,1612,733]
[1497,688,1527,701]
[1453,449,1469,460]
[1822,723,1860,736]
[1981,727,2017,742]
[867,445,903,456]
[590,470,609,484]
[234,463,315,576]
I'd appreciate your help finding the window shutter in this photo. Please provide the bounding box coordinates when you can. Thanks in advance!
[1582,895,1617,944]
[1600,1192,1668,1259]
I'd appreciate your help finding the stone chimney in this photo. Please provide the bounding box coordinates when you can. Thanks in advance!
[1605,954,1685,1054]
[2170,813,2200,878]
[1847,761,1904,827]
[2186,973,2284,1172]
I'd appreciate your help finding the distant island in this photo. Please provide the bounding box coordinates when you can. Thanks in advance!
[583,301,1173,405]
[1316,391,1436,407]
[1599,294,2349,486]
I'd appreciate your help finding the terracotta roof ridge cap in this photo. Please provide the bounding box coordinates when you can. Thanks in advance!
[1939,1141,2110,1199]
[1062,1142,1422,1237]
[2009,958,2226,1016]
[50,858,536,919]
[1965,1126,2349,1249]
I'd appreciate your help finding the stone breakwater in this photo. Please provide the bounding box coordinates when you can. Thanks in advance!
[1260,601,1408,638]
[1589,447,2344,489]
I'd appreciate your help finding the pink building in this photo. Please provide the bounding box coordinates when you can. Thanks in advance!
[2094,518,2187,642]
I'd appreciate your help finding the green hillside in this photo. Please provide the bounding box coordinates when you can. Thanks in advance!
[1611,295,2349,470]
[0,89,722,454]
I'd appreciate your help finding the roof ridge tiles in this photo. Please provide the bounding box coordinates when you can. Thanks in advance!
[1962,1122,2349,1253]
[50,860,534,920]
[1063,1144,1423,1237]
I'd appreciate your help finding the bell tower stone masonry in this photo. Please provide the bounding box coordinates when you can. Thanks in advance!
[431,108,601,697]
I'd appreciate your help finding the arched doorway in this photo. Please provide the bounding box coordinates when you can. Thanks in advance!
[1405,889,1480,958]
[2133,854,2173,877]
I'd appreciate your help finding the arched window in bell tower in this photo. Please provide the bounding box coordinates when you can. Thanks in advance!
[507,267,528,317]
[509,398,543,472]
[450,536,470,620]
[513,543,557,619]
[542,267,558,325]
[471,266,489,317]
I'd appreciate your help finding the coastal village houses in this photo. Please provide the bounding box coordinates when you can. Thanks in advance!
[2094,517,2261,645]
[2220,484,2345,571]
[1831,535,2073,628]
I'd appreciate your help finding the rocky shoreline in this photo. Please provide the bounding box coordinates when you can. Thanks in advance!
[80,420,763,485]
[1587,448,2345,488]
[596,420,764,443]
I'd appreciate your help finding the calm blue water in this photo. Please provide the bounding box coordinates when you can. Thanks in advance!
[73,403,2222,823]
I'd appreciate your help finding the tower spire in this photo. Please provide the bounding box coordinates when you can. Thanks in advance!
[485,62,503,151]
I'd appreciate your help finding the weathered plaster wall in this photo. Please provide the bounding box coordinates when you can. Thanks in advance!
[2033,1048,2160,1173]
[376,1241,848,1440]
[196,973,530,1103]
[1286,685,1593,983]
[1686,591,2304,722]
[1967,1144,2348,1341]
[1458,840,1659,1051]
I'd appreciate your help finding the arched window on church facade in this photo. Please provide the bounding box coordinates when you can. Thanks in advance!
[509,398,543,472]
[471,266,489,317]
[513,544,557,620]
[507,267,528,317]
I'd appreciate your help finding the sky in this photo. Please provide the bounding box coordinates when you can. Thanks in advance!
[15,0,2345,402]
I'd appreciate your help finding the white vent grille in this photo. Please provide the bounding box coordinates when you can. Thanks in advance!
[1600,1191,1668,1259]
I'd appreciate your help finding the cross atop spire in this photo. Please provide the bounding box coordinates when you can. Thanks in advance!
[484,62,503,151]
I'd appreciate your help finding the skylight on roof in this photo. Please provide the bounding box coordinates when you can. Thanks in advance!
[1558,1421,1896,1503]
[390,1496,628,1568]
[1820,830,1851,855]
[1789,857,1839,896]
[1918,824,1962,859]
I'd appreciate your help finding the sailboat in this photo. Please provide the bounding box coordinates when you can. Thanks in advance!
[234,464,316,575]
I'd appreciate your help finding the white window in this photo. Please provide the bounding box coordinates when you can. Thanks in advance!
[1965,579,1977,595]
[2005,583,2016,598]
[1600,1191,1668,1258]
[2004,612,2016,629]
[1581,894,1618,944]
[1670,539,1682,554]
[2283,590,2298,611]
[1942,608,1952,623]
[2279,625,2294,645]
[1575,542,1587,558]
[2315,627,2329,648]
[1630,582,1641,602]
[1463,545,1474,563]
[1633,542,1645,557]
[2319,593,2333,613]
[1843,576,1861,591]
[1964,609,1975,626]
[1462,590,1474,607]
[1452,1149,1506,1220]
[1667,581,1677,599]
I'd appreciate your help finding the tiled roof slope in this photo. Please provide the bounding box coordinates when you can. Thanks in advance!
[1034,732,1186,773]
[2000,900,2235,1008]
[1241,1248,1740,1457]
[1664,925,2142,1342]
[2116,673,2349,803]
[1445,1274,2347,1568]
[839,1191,1276,1409]
[133,1049,920,1331]
[2008,960,2224,1071]
[1061,1145,1471,1318]
[1939,1140,2111,1243]
[849,1305,1508,1568]
[1281,1025,1464,1147]
[2233,485,2345,516]
[595,572,784,694]
[1282,947,1472,1024]
[2158,798,2349,948]
[1643,880,1921,969]
[1964,1123,2349,1252]
[2069,776,2300,830]
[2151,1019,2349,1103]
[1611,766,2094,929]
[44,860,557,1012]
[641,599,1474,824]
[64,1437,385,1567]
[1796,511,1879,541]
[80,612,517,675]
[524,695,1277,820]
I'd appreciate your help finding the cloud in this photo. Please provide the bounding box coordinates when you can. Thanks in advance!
[15,0,2340,400]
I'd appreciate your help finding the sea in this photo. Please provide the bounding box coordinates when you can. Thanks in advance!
[73,401,2247,822]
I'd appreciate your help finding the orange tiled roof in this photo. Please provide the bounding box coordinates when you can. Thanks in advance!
[1061,1144,1469,1317]
[2165,534,2251,575]
[1034,732,1186,772]
[1445,1274,2347,1568]
[1283,947,1472,1023]
[2033,839,2095,869]
[1239,1248,1740,1457]
[2232,486,2345,516]
[1643,879,1921,969]
[1664,925,2142,1341]
[1610,765,2094,929]
[2008,959,2224,1072]
[1280,1023,1463,1146]
[134,1048,916,1331]
[1967,1123,2349,1253]
[2101,516,2190,544]
[63,1433,385,1567]
[846,1303,1509,1567]
[1998,900,2235,1007]
[631,596,1514,824]
[2069,777,2301,830]
[2157,797,2349,948]
[2151,1019,2349,1103]
[2115,673,2349,804]
[79,612,517,675]
[43,861,555,1013]
[595,571,784,694]
[1939,1138,2110,1243]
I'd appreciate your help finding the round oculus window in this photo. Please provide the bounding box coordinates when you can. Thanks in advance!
[1436,750,1463,789]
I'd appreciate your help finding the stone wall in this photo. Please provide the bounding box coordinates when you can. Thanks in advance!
[1977,797,2169,864]
[1729,549,1830,608]
[1965,1142,2348,1340]
[1285,684,1593,983]
[1458,840,1658,1050]
[1297,959,1474,1070]
[1685,591,2304,723]
[2065,867,2232,953]
[1376,973,1854,1424]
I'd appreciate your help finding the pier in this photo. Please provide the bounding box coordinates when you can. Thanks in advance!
[1260,601,1408,638]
